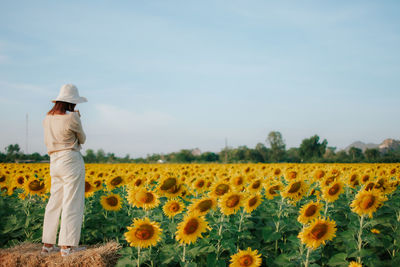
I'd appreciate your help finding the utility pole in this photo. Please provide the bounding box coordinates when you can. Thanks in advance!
[26,113,29,154]
[224,137,228,163]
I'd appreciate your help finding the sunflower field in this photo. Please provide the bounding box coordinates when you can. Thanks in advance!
[1,163,400,267]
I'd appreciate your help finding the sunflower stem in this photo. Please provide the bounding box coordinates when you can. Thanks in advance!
[275,197,284,255]
[304,247,311,267]
[237,209,245,252]
[324,201,329,217]
[137,246,141,267]
[357,215,364,263]
[182,244,186,263]
[216,214,225,260]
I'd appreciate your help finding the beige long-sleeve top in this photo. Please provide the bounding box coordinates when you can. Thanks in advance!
[43,111,86,155]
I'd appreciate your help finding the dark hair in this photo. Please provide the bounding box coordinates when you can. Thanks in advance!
[47,101,76,115]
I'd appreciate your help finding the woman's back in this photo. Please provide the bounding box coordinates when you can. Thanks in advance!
[43,111,86,155]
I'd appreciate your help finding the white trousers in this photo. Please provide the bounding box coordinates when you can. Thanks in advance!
[42,150,85,246]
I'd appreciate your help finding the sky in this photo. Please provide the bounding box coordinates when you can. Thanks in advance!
[0,0,399,157]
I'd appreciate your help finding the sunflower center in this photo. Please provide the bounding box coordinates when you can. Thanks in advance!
[215,184,229,196]
[365,182,375,191]
[184,218,199,234]
[168,185,181,194]
[111,176,122,186]
[196,180,205,188]
[238,255,253,266]
[288,181,301,193]
[0,175,5,182]
[94,180,101,188]
[360,195,375,209]
[106,196,118,206]
[136,191,154,203]
[226,195,240,208]
[17,177,24,185]
[135,224,154,240]
[288,171,297,179]
[350,174,357,182]
[85,181,92,192]
[362,175,370,183]
[316,170,325,179]
[328,184,340,196]
[28,180,44,191]
[197,199,212,212]
[310,223,328,240]
[248,197,258,207]
[169,202,180,212]
[252,180,261,189]
[269,185,280,194]
[135,179,143,187]
[305,205,317,217]
[160,178,177,190]
[274,169,281,175]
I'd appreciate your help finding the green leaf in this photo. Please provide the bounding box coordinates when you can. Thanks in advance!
[274,253,291,266]
[115,256,135,267]
[327,252,348,266]
[207,253,217,267]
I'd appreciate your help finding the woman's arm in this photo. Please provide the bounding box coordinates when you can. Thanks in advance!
[69,111,86,145]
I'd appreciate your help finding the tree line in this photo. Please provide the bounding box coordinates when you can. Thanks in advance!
[1,131,399,164]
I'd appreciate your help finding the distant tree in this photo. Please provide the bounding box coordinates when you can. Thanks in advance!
[172,149,195,163]
[96,149,106,162]
[364,148,380,162]
[298,135,328,161]
[267,131,286,162]
[84,149,97,163]
[5,144,22,162]
[335,150,350,162]
[348,147,364,162]
[255,143,269,162]
[199,152,219,162]
[286,148,301,162]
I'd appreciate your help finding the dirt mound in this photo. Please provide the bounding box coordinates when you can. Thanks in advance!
[0,241,121,267]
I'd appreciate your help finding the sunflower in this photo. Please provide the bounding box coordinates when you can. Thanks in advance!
[175,212,210,245]
[188,197,217,215]
[163,199,185,218]
[371,228,380,234]
[24,178,46,196]
[347,173,360,188]
[157,176,178,193]
[297,201,323,224]
[247,179,263,193]
[84,180,96,198]
[264,182,282,200]
[281,180,308,203]
[208,180,231,198]
[219,192,244,216]
[192,177,208,194]
[244,193,262,214]
[298,217,337,249]
[229,247,262,267]
[127,188,160,210]
[348,261,362,267]
[350,189,388,218]
[100,193,123,211]
[313,169,326,181]
[124,217,162,248]
[232,175,246,191]
[321,180,344,203]
[105,175,125,190]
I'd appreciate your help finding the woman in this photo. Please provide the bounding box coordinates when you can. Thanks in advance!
[41,84,87,257]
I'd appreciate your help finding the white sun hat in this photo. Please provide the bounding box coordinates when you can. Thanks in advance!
[52,84,88,104]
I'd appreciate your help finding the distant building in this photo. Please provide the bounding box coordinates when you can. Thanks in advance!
[191,148,201,156]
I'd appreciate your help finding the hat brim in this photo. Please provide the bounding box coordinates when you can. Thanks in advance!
[52,96,88,104]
